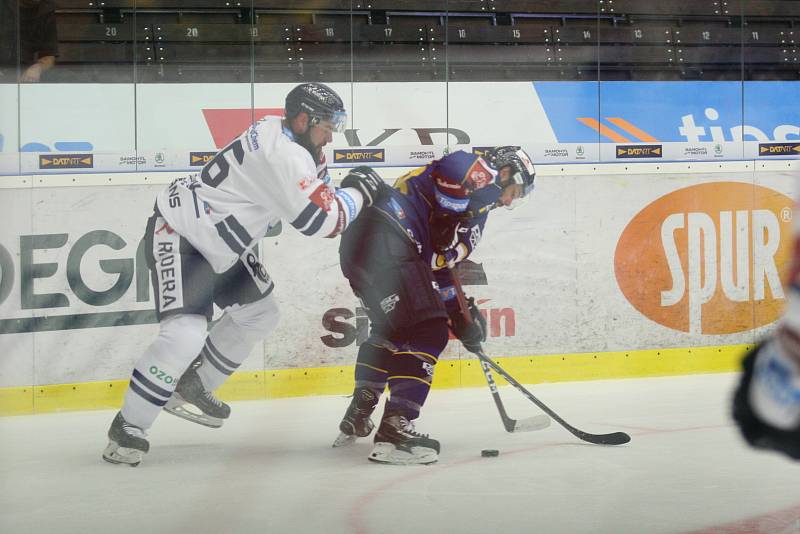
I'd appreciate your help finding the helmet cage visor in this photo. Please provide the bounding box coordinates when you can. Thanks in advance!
[310,110,347,133]
[497,147,535,210]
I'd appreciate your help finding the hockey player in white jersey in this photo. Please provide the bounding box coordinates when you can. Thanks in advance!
[103,83,386,466]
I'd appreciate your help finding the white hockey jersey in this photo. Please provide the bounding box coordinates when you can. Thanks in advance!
[155,116,364,273]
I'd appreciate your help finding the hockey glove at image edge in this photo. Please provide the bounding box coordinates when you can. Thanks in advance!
[732,339,800,460]
[341,166,387,207]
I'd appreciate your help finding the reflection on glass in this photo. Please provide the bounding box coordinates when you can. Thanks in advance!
[597,0,747,162]
[743,0,800,161]
[17,0,136,174]
[348,5,448,167]
[446,4,600,163]
[136,1,256,173]
[141,6,256,83]
[0,0,19,83]
[0,0,58,84]
[0,0,19,174]
[50,4,136,83]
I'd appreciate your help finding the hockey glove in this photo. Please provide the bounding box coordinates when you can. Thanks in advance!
[732,338,800,460]
[450,297,487,354]
[430,211,463,253]
[341,166,387,207]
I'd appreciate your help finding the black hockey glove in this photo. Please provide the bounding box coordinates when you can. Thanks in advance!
[341,166,387,207]
[733,339,800,460]
[450,297,487,354]
[430,211,462,253]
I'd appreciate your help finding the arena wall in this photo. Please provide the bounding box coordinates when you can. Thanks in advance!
[2,159,798,415]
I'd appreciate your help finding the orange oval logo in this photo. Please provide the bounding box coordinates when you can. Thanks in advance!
[615,182,793,334]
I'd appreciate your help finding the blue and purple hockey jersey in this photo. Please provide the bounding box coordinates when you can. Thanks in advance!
[372,150,504,306]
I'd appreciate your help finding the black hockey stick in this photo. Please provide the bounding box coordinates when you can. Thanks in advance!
[473,347,631,446]
[451,273,628,445]
[479,357,551,432]
[451,276,550,433]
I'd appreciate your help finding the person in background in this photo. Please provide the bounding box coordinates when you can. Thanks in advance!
[0,0,59,82]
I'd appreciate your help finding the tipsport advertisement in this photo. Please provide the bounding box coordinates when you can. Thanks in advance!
[534,81,800,161]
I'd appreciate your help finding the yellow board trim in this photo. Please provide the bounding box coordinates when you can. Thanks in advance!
[0,344,752,416]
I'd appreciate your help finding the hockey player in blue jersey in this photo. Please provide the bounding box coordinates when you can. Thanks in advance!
[333,146,536,464]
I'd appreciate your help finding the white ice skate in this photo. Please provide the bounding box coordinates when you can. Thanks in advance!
[164,367,230,428]
[102,412,149,467]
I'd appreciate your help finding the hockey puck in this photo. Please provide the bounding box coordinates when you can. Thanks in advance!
[481,449,499,457]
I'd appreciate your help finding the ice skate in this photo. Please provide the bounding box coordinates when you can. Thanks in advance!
[332,388,378,447]
[102,412,149,467]
[368,414,440,465]
[164,366,230,428]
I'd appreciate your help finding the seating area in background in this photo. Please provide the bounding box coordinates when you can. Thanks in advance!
[44,0,800,82]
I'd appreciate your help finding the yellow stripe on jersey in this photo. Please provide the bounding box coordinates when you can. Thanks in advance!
[393,166,427,194]
[387,375,433,385]
[356,362,389,374]
[394,351,438,364]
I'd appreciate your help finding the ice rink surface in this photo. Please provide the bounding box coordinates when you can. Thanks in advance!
[2,372,799,534]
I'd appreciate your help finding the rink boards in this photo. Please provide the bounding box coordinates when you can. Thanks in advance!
[0,160,798,414]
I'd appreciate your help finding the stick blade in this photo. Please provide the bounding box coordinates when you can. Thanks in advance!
[511,414,551,432]
[577,431,631,446]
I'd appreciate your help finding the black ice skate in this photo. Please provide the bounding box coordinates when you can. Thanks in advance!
[368,414,440,465]
[102,412,150,467]
[332,388,379,447]
[164,367,230,428]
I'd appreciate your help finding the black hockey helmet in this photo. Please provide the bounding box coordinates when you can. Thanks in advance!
[485,146,536,208]
[285,83,347,133]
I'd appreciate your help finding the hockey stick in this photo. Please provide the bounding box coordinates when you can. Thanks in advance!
[472,348,630,445]
[451,276,550,433]
[451,275,629,445]
[478,357,551,432]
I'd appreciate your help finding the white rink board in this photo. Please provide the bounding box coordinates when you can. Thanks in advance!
[0,162,798,388]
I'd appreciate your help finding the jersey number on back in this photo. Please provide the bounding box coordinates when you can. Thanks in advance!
[201,139,246,187]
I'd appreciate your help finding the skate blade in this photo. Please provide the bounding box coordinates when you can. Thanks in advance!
[368,442,438,465]
[332,432,357,448]
[164,396,224,429]
[102,442,143,467]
